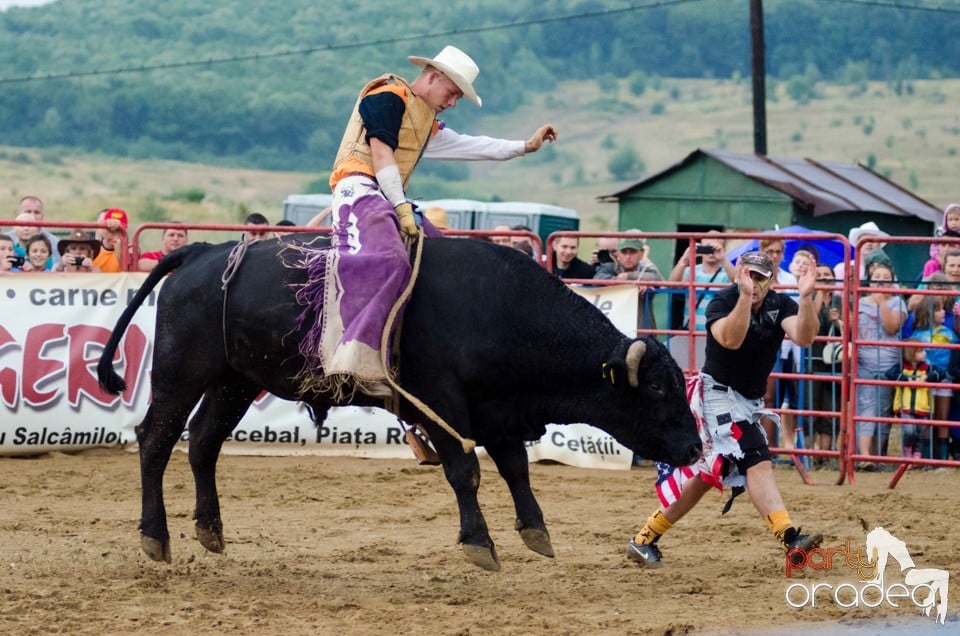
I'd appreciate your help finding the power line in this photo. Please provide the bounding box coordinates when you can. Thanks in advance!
[2,0,956,85]
[0,0,703,85]
[821,0,960,10]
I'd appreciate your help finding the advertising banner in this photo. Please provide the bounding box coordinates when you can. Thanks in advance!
[569,283,638,337]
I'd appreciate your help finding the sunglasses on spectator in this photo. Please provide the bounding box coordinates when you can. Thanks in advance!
[748,271,771,287]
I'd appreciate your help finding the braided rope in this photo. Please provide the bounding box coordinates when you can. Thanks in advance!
[221,240,249,291]
[220,240,250,361]
[379,230,476,454]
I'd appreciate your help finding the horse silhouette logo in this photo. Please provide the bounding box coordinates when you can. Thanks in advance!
[865,526,949,625]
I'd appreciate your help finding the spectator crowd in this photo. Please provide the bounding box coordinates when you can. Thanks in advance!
[0,195,301,276]
[530,205,960,469]
[4,195,960,468]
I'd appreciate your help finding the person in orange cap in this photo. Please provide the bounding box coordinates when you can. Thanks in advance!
[93,208,129,272]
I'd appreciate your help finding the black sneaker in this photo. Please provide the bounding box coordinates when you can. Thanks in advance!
[781,527,823,564]
[626,540,662,567]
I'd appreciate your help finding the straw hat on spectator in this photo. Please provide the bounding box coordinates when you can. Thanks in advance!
[424,207,449,230]
[848,221,888,247]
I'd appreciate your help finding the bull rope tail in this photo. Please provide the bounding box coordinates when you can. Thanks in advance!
[379,229,476,455]
[219,241,250,360]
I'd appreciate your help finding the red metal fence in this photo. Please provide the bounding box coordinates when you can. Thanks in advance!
[4,219,959,487]
[544,229,960,488]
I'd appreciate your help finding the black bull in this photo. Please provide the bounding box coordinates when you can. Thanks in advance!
[97,236,700,571]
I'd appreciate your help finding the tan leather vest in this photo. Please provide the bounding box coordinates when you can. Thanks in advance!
[330,74,437,189]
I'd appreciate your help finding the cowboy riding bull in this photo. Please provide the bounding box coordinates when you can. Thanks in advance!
[97,235,701,571]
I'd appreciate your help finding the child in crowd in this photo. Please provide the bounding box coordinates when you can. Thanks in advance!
[788,249,817,280]
[92,208,129,272]
[886,340,945,462]
[54,229,102,273]
[922,243,945,278]
[936,203,960,239]
[910,295,958,444]
[22,234,53,272]
[923,204,960,278]
[0,235,22,274]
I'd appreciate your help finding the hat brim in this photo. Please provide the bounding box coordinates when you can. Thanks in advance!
[744,265,773,279]
[408,55,482,107]
[58,239,101,259]
[849,229,889,246]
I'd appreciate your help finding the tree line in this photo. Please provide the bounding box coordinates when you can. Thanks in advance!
[0,0,956,177]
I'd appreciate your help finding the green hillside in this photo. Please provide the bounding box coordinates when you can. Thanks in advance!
[3,74,957,250]
[1,0,958,173]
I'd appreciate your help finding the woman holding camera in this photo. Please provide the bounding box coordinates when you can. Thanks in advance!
[809,263,844,464]
[668,231,736,331]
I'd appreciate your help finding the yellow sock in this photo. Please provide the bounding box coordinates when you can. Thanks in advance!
[764,509,792,540]
[634,510,672,545]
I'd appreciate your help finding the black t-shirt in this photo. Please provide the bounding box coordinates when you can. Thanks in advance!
[358,91,405,150]
[702,284,799,399]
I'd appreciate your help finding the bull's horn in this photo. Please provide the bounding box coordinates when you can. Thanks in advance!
[625,340,646,388]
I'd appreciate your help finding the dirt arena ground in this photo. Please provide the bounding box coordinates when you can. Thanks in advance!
[0,448,955,635]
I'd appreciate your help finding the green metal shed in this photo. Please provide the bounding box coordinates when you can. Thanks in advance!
[598,148,942,329]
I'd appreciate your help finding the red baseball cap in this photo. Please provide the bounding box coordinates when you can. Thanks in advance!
[102,208,128,229]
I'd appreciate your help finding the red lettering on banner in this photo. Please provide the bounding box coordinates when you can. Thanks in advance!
[22,324,67,407]
[67,324,149,407]
[113,324,148,405]
[67,325,116,407]
[0,325,19,407]
[0,323,150,409]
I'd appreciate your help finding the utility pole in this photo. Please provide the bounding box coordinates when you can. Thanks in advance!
[750,0,767,155]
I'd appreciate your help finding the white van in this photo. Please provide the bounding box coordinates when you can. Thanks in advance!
[281,193,578,243]
[281,194,333,226]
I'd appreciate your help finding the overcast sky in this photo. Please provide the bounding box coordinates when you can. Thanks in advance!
[0,0,55,9]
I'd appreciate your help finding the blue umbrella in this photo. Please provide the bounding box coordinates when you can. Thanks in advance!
[726,225,847,269]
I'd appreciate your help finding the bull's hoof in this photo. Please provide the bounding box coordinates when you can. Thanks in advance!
[519,527,555,558]
[462,543,500,571]
[141,534,171,563]
[196,525,226,554]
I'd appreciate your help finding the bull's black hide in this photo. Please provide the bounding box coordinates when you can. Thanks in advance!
[98,235,700,571]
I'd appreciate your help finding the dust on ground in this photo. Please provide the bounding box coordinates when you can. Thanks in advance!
[1,449,955,634]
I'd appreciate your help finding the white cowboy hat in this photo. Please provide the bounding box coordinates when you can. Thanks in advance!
[408,46,482,107]
[848,221,889,247]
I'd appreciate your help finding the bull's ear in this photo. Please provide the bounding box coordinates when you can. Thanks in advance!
[602,340,646,389]
[601,359,628,387]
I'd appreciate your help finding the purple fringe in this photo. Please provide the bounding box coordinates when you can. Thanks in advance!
[287,245,330,375]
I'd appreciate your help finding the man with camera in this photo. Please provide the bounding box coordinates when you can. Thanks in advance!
[590,237,619,272]
[594,231,664,330]
[668,231,736,331]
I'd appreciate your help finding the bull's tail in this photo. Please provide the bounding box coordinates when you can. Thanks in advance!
[97,246,195,395]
